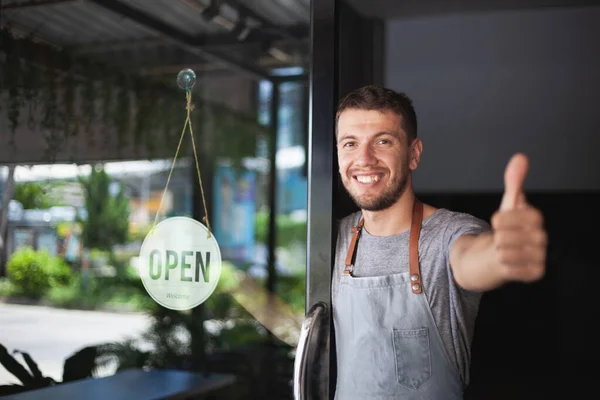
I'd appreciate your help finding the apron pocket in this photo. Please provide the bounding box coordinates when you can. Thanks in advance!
[392,327,432,390]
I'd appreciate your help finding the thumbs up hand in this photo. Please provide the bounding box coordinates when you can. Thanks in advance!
[491,153,547,283]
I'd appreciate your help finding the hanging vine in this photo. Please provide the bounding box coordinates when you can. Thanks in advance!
[22,55,40,131]
[61,59,77,141]
[0,28,268,167]
[133,83,150,157]
[113,74,131,157]
[3,28,22,149]
[39,46,63,162]
[81,68,97,148]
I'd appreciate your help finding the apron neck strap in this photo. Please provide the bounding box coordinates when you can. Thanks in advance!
[344,218,365,269]
[343,199,424,294]
[409,200,424,294]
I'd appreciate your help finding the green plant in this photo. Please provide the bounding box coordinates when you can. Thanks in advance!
[0,278,20,297]
[254,211,307,248]
[277,274,306,315]
[6,247,73,297]
[78,166,130,251]
[12,182,55,209]
[44,276,92,307]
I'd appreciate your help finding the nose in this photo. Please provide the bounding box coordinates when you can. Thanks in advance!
[354,143,377,167]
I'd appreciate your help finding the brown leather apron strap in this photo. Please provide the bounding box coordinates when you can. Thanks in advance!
[342,199,425,295]
[344,218,364,275]
[409,200,424,294]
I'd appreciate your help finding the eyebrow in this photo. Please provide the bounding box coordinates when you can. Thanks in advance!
[337,131,398,143]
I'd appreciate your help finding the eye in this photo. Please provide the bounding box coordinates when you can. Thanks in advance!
[342,141,356,148]
[377,139,391,145]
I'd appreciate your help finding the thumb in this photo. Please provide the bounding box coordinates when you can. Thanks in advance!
[500,153,529,211]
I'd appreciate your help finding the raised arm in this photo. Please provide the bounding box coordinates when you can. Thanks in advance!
[449,154,547,292]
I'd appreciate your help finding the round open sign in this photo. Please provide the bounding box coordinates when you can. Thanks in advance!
[138,217,222,310]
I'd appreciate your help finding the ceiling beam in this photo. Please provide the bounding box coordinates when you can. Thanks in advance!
[1,0,78,12]
[70,38,167,55]
[196,24,309,47]
[69,24,308,56]
[136,55,304,77]
[86,0,273,81]
[221,0,307,42]
[0,21,60,47]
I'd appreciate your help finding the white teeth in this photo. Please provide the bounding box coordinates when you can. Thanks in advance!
[356,175,380,183]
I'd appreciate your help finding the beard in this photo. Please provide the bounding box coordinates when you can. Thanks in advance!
[343,169,409,212]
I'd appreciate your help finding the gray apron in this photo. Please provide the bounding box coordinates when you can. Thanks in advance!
[333,200,464,400]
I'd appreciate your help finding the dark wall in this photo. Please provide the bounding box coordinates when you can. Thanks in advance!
[385,7,600,193]
[419,192,598,398]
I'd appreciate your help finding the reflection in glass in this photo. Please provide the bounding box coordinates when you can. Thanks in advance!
[0,0,309,398]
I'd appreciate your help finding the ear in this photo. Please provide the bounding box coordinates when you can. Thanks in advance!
[409,138,423,170]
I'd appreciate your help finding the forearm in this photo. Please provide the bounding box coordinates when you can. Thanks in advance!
[451,232,507,292]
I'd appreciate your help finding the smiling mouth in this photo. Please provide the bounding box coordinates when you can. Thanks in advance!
[353,174,383,183]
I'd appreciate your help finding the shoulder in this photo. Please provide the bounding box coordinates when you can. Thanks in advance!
[334,211,362,246]
[337,211,362,234]
[425,208,491,243]
[429,208,489,228]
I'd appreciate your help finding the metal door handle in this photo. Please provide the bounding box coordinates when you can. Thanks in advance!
[293,301,328,400]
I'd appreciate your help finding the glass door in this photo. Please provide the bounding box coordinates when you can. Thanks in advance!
[0,1,310,399]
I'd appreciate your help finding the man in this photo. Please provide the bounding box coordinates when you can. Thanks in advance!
[332,85,546,400]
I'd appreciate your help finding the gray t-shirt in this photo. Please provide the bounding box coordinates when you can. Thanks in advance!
[332,208,490,386]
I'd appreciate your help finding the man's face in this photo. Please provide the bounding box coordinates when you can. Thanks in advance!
[336,109,418,211]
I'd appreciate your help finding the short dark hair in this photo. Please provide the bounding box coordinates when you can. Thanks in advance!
[336,85,418,141]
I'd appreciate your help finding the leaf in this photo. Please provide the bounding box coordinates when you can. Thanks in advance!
[0,384,28,396]
[12,349,43,381]
[0,344,33,386]
[62,346,98,383]
[95,341,149,373]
